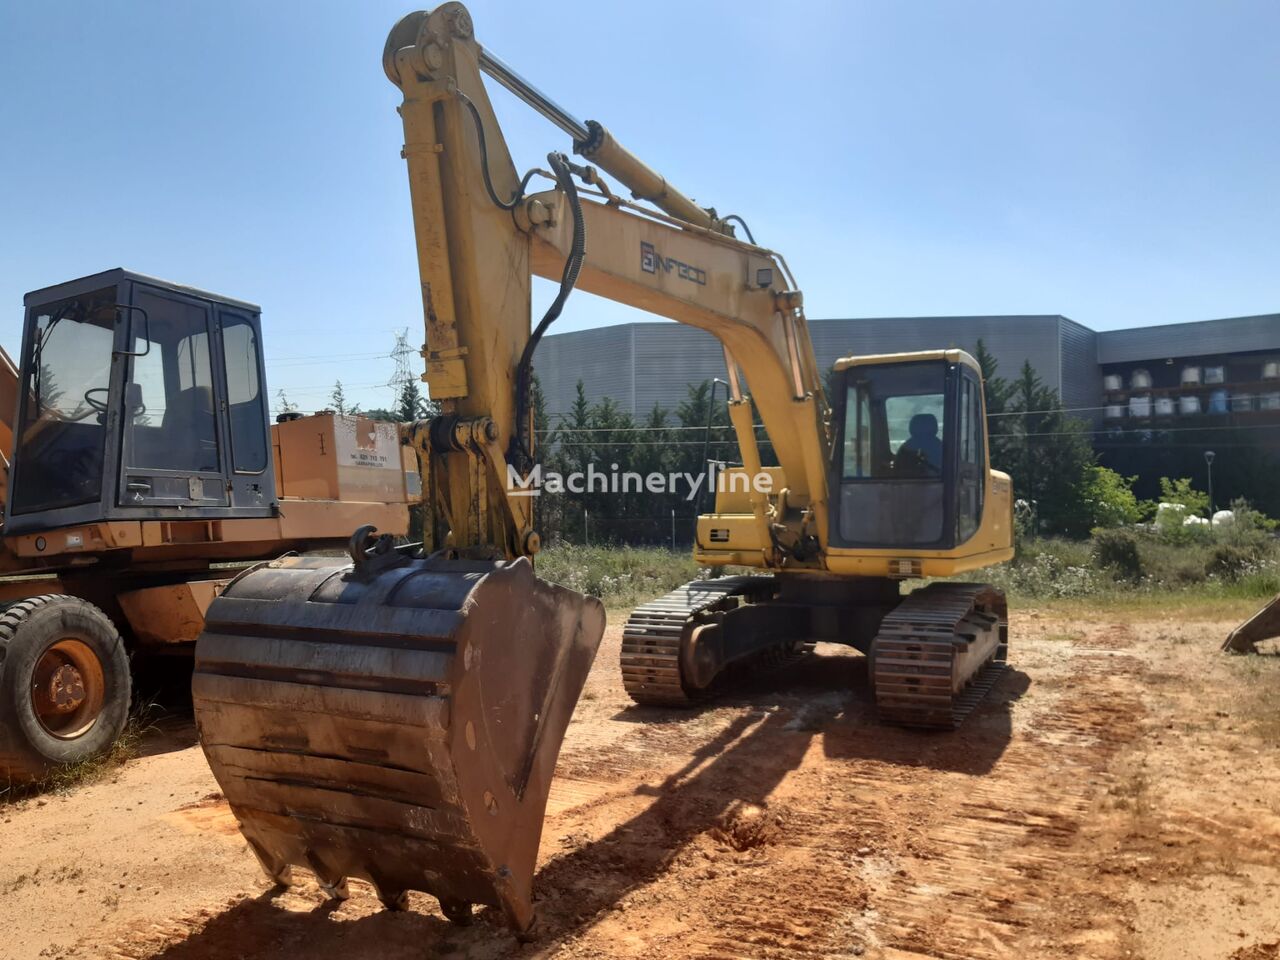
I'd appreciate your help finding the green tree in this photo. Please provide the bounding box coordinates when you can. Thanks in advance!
[397,379,432,422]
[977,348,1097,538]
[1158,477,1210,517]
[1083,467,1145,528]
[329,380,359,416]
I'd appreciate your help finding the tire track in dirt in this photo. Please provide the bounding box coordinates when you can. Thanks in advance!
[59,618,1260,960]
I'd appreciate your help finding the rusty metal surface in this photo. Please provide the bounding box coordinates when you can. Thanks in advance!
[871,582,1008,729]
[118,579,228,646]
[192,553,604,931]
[1222,592,1280,654]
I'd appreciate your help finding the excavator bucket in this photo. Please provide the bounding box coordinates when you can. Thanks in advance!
[1222,592,1280,654]
[191,552,604,932]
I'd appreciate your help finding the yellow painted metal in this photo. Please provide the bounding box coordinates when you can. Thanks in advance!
[833,348,979,373]
[386,6,533,557]
[573,123,725,233]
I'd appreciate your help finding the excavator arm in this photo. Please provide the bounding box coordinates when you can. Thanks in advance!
[383,2,832,569]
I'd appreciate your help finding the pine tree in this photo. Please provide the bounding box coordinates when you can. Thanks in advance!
[1001,360,1096,537]
[330,380,350,415]
[397,379,429,422]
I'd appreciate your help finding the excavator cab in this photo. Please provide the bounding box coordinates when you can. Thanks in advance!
[828,352,988,551]
[6,269,275,535]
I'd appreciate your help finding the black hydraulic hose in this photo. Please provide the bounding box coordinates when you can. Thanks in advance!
[721,214,756,245]
[456,88,541,210]
[511,151,585,471]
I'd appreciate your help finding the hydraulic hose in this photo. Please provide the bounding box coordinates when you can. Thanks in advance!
[511,151,585,471]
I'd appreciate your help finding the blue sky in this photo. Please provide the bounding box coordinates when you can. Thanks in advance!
[2,1,1276,414]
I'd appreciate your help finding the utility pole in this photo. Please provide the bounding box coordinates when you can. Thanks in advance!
[388,328,416,408]
[1204,450,1216,519]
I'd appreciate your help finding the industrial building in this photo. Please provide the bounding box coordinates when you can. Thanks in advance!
[533,312,1280,512]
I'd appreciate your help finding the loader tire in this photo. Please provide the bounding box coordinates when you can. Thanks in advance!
[0,596,130,784]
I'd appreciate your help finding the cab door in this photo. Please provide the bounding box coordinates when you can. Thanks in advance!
[955,368,985,543]
[117,284,231,510]
[213,308,273,512]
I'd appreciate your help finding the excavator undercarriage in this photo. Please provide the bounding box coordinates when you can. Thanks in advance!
[623,576,1008,728]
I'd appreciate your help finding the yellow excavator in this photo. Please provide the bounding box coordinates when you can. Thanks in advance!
[192,3,1015,933]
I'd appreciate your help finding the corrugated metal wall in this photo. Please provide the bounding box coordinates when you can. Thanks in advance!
[632,324,728,417]
[1097,314,1280,364]
[534,325,636,426]
[535,316,1074,418]
[809,316,1067,396]
[1057,317,1102,417]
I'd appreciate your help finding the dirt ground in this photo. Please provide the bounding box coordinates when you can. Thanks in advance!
[2,608,1278,960]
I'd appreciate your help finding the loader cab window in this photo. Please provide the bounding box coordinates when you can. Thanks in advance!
[124,296,220,474]
[220,315,268,473]
[836,361,950,547]
[10,291,116,514]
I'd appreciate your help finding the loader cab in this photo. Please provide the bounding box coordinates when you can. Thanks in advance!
[828,351,986,551]
[5,269,276,535]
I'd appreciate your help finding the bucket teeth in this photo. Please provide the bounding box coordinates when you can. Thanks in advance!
[305,851,350,901]
[247,838,293,888]
[439,898,474,926]
[376,887,411,911]
[193,554,605,931]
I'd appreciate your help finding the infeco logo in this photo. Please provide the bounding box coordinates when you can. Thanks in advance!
[640,241,707,285]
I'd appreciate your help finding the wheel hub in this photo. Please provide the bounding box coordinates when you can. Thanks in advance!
[32,639,106,739]
[45,664,87,713]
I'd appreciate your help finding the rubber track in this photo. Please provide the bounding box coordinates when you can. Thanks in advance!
[871,582,1008,730]
[621,577,812,706]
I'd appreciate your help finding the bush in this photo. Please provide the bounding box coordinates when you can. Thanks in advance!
[1158,477,1210,517]
[1206,544,1256,581]
[1084,467,1146,528]
[1092,529,1143,580]
[988,541,1101,599]
[536,543,701,607]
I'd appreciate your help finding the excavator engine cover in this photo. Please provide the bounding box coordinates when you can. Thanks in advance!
[192,553,605,931]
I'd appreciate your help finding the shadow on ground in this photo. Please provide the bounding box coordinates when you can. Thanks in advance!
[124,646,1023,959]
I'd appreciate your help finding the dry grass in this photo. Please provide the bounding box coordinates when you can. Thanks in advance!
[1224,654,1280,746]
[0,700,158,805]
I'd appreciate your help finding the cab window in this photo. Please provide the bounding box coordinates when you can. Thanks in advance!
[220,315,268,473]
[835,361,949,547]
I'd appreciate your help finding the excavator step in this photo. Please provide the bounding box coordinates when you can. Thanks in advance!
[193,553,604,932]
